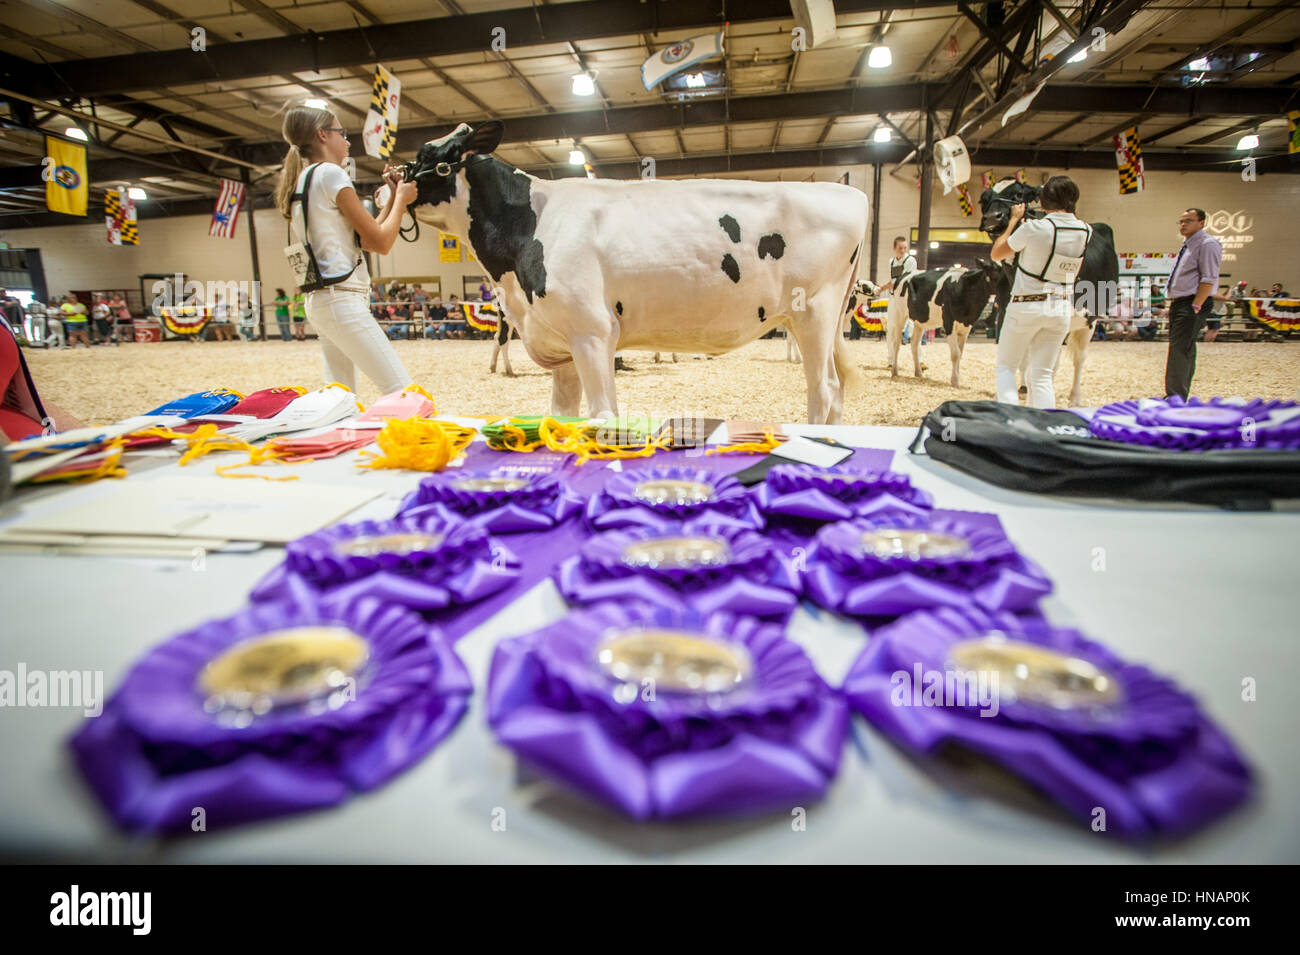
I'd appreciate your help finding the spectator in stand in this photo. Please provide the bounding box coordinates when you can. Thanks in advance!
[61,295,90,347]
[387,286,412,340]
[23,297,47,345]
[445,294,465,340]
[425,295,448,340]
[411,283,429,321]
[1105,292,1136,341]
[1270,282,1290,299]
[0,290,23,339]
[273,288,293,341]
[371,283,386,321]
[210,292,234,341]
[91,297,116,345]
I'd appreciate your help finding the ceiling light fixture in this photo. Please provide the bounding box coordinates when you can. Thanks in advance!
[569,148,585,165]
[127,187,147,200]
[571,73,595,96]
[1187,57,1211,72]
[304,98,328,109]
[1236,132,1259,150]
[684,72,707,88]
[873,126,892,143]
[1068,48,1087,63]
[930,241,940,249]
[64,127,87,141]
[868,45,892,69]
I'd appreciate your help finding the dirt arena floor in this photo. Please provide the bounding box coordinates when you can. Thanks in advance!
[24,336,1300,428]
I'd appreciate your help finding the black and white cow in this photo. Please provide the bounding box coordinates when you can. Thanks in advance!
[886,261,1002,386]
[401,121,868,423]
[977,177,1119,406]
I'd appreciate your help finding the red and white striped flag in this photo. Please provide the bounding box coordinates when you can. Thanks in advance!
[208,179,246,238]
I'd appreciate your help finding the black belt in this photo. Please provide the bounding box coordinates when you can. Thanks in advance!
[1011,294,1049,303]
[1171,295,1195,302]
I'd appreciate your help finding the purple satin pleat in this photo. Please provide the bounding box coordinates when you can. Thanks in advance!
[69,594,471,833]
[841,606,1253,838]
[487,602,848,819]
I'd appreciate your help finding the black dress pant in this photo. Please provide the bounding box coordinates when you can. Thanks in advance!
[1165,296,1204,399]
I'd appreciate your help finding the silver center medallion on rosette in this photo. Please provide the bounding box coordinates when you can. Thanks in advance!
[248,515,521,611]
[800,511,1052,619]
[487,602,848,819]
[1086,396,1300,451]
[555,519,802,618]
[842,606,1253,838]
[584,465,764,532]
[754,463,935,526]
[69,591,472,833]
[396,469,584,533]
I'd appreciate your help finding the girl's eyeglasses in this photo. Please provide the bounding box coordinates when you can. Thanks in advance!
[324,127,348,137]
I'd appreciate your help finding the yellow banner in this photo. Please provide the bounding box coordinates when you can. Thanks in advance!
[439,232,461,262]
[45,136,87,216]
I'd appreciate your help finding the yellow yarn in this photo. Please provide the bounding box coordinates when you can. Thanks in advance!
[400,383,437,407]
[706,429,782,456]
[537,417,665,466]
[356,417,476,471]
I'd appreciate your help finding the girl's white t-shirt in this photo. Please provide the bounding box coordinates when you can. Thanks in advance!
[292,162,369,288]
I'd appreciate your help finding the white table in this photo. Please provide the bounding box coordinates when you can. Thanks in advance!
[1,424,1296,863]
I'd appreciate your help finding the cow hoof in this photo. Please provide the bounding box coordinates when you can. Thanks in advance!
[615,357,634,372]
[1018,385,1028,396]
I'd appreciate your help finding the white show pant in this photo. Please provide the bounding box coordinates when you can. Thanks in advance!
[996,301,1069,409]
[305,285,410,396]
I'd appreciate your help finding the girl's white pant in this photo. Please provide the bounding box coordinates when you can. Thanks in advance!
[305,285,409,396]
[996,301,1069,409]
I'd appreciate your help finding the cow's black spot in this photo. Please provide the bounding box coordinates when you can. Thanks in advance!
[757,233,785,260]
[464,155,547,304]
[615,301,623,316]
[757,306,766,320]
[849,244,859,265]
[718,214,741,243]
[720,254,741,283]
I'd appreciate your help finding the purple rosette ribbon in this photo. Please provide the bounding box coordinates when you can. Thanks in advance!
[1089,396,1300,451]
[487,602,848,819]
[585,465,763,532]
[842,606,1252,837]
[555,521,801,618]
[801,511,1051,618]
[754,463,934,524]
[398,469,583,533]
[69,591,472,833]
[249,515,520,611]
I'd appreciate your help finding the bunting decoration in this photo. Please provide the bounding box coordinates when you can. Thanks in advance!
[105,189,138,245]
[1114,126,1145,195]
[44,135,87,217]
[956,184,973,217]
[208,179,245,238]
[363,65,401,161]
[1245,297,1300,333]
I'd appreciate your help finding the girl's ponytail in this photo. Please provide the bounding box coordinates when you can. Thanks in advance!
[274,106,334,220]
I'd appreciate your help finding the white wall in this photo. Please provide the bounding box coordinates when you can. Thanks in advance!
[4,164,1296,303]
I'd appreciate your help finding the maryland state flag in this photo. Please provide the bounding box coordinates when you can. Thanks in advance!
[1114,126,1145,195]
[363,65,401,161]
[956,184,973,217]
[105,189,138,245]
[45,135,87,216]
[1288,110,1300,155]
[1014,169,1027,184]
[980,170,994,190]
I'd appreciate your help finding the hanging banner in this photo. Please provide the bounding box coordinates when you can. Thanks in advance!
[933,135,970,195]
[209,179,245,238]
[105,189,138,245]
[956,184,973,217]
[363,65,401,161]
[1001,81,1046,128]
[1114,126,1145,195]
[44,136,87,217]
[1014,169,1027,184]
[1288,110,1300,155]
[980,170,994,190]
[439,233,461,263]
[641,32,725,90]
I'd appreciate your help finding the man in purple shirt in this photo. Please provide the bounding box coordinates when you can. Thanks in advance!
[1164,207,1222,398]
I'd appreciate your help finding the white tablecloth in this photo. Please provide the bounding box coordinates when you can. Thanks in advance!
[1,424,1296,862]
